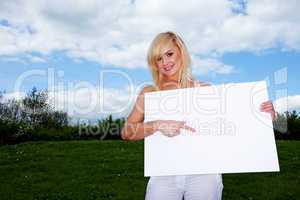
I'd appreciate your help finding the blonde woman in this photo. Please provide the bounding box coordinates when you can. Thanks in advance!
[121,31,276,200]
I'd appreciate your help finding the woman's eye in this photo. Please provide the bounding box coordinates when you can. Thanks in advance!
[157,57,162,62]
[167,52,173,57]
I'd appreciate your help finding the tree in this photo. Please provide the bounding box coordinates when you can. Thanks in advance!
[0,90,23,123]
[22,87,50,127]
[273,110,300,140]
[286,110,300,139]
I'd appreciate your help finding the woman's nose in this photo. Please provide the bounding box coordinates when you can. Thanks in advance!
[162,57,167,66]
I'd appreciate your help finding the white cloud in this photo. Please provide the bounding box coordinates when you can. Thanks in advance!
[26,54,46,63]
[47,84,146,121]
[274,95,300,113]
[0,53,46,65]
[1,85,139,121]
[191,56,234,75]
[0,0,299,72]
[1,91,26,102]
[0,56,27,64]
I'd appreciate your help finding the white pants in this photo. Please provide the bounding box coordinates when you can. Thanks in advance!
[145,174,223,200]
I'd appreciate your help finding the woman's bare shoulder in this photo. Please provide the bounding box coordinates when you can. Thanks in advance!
[141,85,156,94]
[193,80,212,87]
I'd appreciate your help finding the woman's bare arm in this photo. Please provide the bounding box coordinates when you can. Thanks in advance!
[121,85,158,141]
[194,80,212,87]
[121,84,198,140]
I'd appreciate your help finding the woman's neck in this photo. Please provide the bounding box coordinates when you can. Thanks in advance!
[159,76,195,90]
[162,73,180,82]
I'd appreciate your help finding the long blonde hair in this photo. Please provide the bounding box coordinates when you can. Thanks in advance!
[147,31,194,91]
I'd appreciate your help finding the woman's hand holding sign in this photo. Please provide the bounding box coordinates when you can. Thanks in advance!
[260,100,277,121]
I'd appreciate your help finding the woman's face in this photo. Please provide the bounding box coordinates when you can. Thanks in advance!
[156,42,182,78]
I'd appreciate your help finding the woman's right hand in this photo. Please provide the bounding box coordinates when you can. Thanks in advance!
[154,120,196,137]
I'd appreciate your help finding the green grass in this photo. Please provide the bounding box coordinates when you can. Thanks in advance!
[0,140,299,200]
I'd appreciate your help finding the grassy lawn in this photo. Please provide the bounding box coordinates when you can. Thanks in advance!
[0,140,299,200]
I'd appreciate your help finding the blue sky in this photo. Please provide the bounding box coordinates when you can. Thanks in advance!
[0,51,298,95]
[0,0,299,122]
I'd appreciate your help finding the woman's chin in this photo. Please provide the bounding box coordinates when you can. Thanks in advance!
[161,69,178,77]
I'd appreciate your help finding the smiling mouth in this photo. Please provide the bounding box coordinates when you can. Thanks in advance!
[164,65,174,71]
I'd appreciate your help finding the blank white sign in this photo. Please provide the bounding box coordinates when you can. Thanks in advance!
[144,81,280,177]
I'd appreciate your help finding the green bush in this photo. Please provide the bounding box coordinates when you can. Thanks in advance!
[274,110,300,140]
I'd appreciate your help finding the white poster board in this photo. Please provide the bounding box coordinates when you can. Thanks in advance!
[144,81,280,177]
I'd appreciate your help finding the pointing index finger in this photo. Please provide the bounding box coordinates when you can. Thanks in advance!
[181,124,196,132]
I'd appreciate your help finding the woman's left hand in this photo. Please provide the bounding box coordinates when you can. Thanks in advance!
[260,100,277,121]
